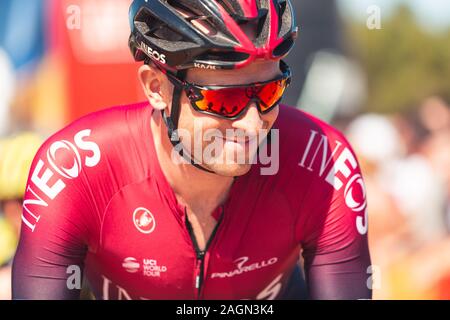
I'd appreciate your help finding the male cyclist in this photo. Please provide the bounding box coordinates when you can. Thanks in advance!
[12,0,371,300]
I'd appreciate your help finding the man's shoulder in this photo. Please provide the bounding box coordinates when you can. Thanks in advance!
[31,101,154,186]
[276,106,369,241]
[39,101,151,155]
[273,105,361,194]
[52,101,149,140]
[276,104,349,144]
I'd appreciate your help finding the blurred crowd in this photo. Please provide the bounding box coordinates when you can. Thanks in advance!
[1,0,449,300]
[0,133,43,299]
[343,96,450,299]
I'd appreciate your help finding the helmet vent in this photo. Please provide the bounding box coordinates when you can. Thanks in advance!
[273,37,295,57]
[216,0,239,16]
[167,0,218,37]
[135,8,185,42]
[197,50,250,63]
[153,27,185,42]
[278,0,292,37]
[167,0,204,19]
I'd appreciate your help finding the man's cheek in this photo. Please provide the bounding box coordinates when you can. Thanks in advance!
[264,105,280,124]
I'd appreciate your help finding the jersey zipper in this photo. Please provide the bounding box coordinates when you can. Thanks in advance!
[185,207,224,300]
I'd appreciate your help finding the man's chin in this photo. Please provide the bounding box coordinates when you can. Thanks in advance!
[205,162,253,177]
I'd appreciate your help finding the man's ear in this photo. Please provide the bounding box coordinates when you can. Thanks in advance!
[138,64,168,110]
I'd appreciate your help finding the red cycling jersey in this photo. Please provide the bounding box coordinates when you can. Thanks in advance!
[12,102,371,300]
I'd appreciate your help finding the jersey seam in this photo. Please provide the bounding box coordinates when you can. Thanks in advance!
[98,175,156,248]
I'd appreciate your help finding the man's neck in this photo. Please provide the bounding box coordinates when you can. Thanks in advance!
[150,110,234,217]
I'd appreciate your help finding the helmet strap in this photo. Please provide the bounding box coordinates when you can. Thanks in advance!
[161,70,215,174]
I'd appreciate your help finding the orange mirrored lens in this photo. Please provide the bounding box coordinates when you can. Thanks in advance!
[193,79,288,117]
[257,79,287,112]
[195,87,250,117]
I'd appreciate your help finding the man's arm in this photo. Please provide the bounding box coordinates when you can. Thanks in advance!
[13,243,86,300]
[302,233,371,300]
[300,189,372,299]
[12,208,88,300]
[12,137,92,300]
[296,134,372,300]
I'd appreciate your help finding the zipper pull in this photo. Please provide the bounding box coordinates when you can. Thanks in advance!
[195,251,205,290]
[195,275,201,289]
[197,251,205,260]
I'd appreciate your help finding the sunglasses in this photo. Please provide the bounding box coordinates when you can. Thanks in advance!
[163,61,291,119]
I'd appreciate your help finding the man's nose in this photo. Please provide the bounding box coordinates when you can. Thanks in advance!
[232,102,264,135]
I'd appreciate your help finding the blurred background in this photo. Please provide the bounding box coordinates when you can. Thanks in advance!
[0,0,449,300]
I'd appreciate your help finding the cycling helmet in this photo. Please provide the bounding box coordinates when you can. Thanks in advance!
[129,0,298,71]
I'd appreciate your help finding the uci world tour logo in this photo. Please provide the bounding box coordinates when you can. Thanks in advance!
[133,207,156,234]
[122,257,140,273]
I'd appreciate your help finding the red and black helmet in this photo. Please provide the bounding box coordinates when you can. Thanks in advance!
[129,0,298,71]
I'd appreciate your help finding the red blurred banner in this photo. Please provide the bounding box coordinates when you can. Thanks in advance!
[49,0,145,122]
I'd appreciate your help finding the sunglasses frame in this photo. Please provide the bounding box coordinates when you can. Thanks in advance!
[164,60,292,120]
